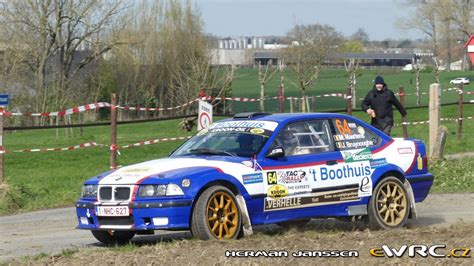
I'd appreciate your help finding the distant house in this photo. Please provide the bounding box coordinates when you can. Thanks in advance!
[253,51,283,67]
[331,52,419,67]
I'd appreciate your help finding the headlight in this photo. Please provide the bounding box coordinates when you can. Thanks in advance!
[138,184,184,197]
[141,185,155,197]
[81,185,98,198]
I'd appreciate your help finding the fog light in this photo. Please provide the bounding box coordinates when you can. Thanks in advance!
[80,217,89,225]
[152,217,169,226]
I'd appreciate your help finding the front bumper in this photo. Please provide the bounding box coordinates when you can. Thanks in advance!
[76,199,193,231]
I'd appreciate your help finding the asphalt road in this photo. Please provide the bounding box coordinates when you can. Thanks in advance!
[1,193,473,263]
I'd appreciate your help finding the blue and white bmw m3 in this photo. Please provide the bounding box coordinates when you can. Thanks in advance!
[76,112,434,243]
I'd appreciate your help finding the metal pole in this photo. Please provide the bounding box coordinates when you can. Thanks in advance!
[399,87,408,138]
[110,93,118,169]
[458,84,463,140]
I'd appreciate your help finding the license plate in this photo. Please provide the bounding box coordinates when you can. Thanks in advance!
[96,206,129,217]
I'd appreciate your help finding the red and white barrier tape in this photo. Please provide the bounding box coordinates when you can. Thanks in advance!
[117,93,348,112]
[116,97,211,112]
[394,116,474,127]
[2,89,471,116]
[119,136,192,149]
[0,135,192,154]
[0,142,98,154]
[0,102,110,117]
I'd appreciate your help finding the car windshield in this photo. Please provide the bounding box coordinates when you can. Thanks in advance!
[171,120,278,158]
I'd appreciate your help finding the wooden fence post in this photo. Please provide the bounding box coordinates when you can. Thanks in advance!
[346,87,352,116]
[289,97,293,113]
[277,86,284,113]
[110,93,118,169]
[399,87,408,138]
[457,84,463,140]
[429,84,440,158]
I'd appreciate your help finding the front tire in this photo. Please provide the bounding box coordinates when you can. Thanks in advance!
[91,230,135,245]
[191,185,241,240]
[368,176,410,230]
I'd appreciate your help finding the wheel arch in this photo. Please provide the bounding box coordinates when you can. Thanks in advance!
[371,164,407,188]
[188,178,246,228]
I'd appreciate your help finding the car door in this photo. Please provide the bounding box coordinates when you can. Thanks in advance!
[326,117,383,202]
[259,119,343,219]
[259,117,384,223]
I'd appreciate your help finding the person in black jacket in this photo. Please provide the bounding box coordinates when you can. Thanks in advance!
[361,76,407,135]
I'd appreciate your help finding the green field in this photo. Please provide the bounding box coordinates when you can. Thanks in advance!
[229,68,474,113]
[0,68,473,215]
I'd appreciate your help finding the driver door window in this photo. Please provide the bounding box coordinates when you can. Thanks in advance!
[272,120,335,156]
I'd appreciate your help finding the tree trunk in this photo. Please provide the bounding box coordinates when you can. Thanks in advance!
[416,68,421,106]
[259,82,265,112]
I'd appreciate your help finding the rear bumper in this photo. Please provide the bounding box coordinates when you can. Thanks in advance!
[75,199,193,231]
[406,173,434,203]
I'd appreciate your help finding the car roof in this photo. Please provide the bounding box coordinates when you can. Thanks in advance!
[221,112,356,124]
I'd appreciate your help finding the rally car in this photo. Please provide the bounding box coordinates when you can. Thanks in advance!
[76,112,434,244]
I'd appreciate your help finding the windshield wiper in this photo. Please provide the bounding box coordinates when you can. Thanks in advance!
[188,148,237,157]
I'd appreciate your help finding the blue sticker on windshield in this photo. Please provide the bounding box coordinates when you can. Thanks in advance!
[242,173,263,184]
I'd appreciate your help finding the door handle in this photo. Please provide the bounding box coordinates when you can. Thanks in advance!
[326,160,338,165]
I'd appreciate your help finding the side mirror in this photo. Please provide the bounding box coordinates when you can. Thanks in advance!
[266,146,285,159]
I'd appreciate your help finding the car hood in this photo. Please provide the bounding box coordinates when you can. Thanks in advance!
[97,156,256,185]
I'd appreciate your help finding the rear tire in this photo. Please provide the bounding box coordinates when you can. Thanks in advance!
[368,176,410,230]
[91,230,135,245]
[191,185,241,240]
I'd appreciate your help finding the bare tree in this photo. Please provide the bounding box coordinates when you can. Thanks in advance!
[398,0,439,56]
[257,60,277,112]
[283,24,343,112]
[350,28,370,44]
[452,0,474,39]
[340,40,363,107]
[0,0,127,118]
[400,0,474,72]
[102,0,211,117]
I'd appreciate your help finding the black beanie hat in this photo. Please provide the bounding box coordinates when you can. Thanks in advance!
[374,76,385,84]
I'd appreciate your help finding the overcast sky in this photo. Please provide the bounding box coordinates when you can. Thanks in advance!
[194,0,418,40]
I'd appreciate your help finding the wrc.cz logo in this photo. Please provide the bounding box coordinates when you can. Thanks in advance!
[370,245,471,258]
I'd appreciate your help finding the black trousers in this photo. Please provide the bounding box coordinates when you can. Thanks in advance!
[372,118,393,136]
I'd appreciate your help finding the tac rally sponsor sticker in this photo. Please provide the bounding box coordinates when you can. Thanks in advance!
[277,169,307,183]
[242,173,263,185]
[276,169,311,194]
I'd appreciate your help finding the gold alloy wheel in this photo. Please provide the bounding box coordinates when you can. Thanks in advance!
[375,181,408,226]
[206,191,239,239]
